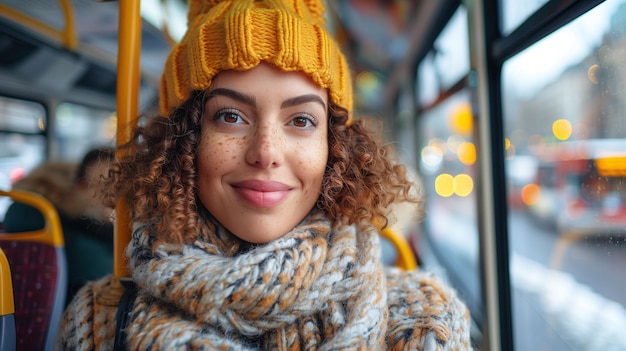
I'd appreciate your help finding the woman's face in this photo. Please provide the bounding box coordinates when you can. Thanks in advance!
[197,62,329,244]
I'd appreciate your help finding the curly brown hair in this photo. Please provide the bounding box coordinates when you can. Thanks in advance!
[105,90,420,249]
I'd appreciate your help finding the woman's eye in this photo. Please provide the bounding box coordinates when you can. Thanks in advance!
[215,109,244,124]
[291,116,316,128]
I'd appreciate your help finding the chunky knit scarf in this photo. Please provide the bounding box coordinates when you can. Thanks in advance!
[55,211,473,350]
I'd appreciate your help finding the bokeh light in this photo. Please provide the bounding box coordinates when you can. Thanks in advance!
[457,142,476,165]
[454,174,474,197]
[587,64,600,84]
[521,183,541,206]
[449,102,473,136]
[552,119,572,140]
[435,174,455,197]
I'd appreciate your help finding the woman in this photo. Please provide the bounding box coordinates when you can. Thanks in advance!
[56,0,473,349]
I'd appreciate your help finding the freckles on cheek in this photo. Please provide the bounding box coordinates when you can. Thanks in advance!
[232,136,247,162]
[201,136,245,171]
[199,137,224,171]
[299,155,325,171]
[300,140,328,167]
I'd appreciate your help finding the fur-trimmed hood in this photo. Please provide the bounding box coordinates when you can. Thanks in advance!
[12,162,92,219]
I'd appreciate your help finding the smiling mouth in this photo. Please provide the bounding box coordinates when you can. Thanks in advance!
[232,180,292,208]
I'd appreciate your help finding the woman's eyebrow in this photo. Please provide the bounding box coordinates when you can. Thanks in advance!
[207,88,256,107]
[281,94,326,110]
[207,89,325,110]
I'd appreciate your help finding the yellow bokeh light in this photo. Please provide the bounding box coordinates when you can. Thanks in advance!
[454,174,473,197]
[435,174,455,197]
[552,119,572,141]
[505,138,511,150]
[457,142,476,165]
[449,103,473,136]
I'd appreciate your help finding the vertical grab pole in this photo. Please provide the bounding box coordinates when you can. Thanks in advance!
[114,0,141,280]
[58,0,78,50]
[97,0,141,305]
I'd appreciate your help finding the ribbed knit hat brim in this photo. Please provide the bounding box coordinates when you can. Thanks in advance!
[160,0,353,123]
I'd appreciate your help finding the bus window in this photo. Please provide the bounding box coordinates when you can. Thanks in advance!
[499,0,549,35]
[416,88,480,322]
[417,6,469,107]
[0,96,45,134]
[414,3,480,325]
[54,102,115,161]
[0,96,46,220]
[502,1,626,350]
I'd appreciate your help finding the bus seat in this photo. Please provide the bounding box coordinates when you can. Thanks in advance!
[0,247,16,351]
[380,227,417,270]
[0,189,67,351]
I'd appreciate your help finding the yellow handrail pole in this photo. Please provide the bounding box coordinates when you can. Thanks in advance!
[58,0,78,50]
[97,0,141,306]
[0,1,77,51]
[0,248,14,316]
[0,4,65,45]
[115,0,141,279]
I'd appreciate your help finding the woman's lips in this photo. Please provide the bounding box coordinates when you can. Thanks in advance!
[232,180,291,208]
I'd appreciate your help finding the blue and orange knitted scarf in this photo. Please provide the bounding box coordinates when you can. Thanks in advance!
[55,211,473,350]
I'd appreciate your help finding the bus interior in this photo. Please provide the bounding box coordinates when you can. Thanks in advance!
[2,0,626,350]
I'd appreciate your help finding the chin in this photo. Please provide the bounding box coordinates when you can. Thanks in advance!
[229,224,291,244]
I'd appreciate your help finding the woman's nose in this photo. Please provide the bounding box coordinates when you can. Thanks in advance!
[245,124,285,168]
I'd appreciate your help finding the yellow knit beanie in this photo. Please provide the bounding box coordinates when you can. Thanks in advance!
[160,0,353,124]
